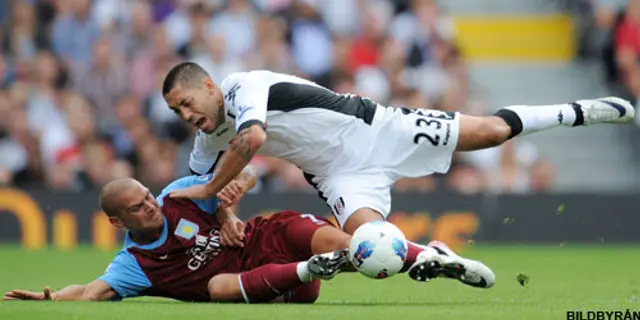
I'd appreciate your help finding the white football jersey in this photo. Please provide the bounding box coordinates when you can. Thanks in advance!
[188,70,383,178]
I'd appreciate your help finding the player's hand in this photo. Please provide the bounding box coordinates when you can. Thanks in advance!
[220,214,245,247]
[4,287,52,301]
[169,183,213,200]
[217,180,247,208]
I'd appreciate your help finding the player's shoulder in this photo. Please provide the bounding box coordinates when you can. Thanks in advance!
[108,245,140,269]
[220,70,306,93]
[157,174,215,205]
[220,71,264,91]
[219,72,247,93]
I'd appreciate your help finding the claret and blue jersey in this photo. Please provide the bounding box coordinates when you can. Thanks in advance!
[98,174,235,302]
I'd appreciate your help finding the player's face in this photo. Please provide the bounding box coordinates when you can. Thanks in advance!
[165,79,224,134]
[112,185,164,231]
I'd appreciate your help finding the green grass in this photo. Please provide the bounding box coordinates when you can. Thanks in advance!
[1,245,639,319]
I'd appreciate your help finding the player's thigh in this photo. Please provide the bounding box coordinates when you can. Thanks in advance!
[274,211,348,258]
[342,207,385,235]
[208,273,246,303]
[209,271,321,304]
[374,108,461,177]
[313,172,393,232]
[308,224,350,254]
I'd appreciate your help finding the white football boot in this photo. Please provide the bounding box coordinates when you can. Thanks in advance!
[572,97,636,126]
[408,241,495,288]
[307,249,350,280]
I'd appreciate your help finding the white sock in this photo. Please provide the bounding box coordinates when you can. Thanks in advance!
[296,262,312,283]
[409,241,440,257]
[504,104,578,136]
[409,241,428,250]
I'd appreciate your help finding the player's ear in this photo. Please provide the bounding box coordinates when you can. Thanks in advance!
[203,77,216,94]
[108,216,125,229]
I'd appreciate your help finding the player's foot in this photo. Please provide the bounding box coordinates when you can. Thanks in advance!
[408,241,495,288]
[307,249,350,280]
[573,97,636,126]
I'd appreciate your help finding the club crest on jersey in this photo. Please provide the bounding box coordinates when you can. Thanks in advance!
[333,197,345,216]
[175,219,199,240]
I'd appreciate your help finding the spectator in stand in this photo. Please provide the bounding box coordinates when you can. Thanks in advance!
[0,0,554,193]
[51,0,101,66]
[614,0,640,100]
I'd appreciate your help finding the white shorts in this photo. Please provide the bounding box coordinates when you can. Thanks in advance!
[307,106,461,229]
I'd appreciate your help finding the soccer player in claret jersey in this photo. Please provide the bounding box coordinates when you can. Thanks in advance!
[3,175,352,303]
[162,62,636,288]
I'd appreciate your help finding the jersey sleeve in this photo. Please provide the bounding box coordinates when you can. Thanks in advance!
[189,130,227,175]
[224,73,269,132]
[157,174,220,214]
[97,250,151,300]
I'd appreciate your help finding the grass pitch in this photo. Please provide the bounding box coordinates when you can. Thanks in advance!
[1,245,638,320]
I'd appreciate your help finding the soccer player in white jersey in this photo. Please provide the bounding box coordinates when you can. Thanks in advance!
[162,62,636,288]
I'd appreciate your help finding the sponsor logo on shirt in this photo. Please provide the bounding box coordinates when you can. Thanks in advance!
[186,229,222,271]
[225,83,241,107]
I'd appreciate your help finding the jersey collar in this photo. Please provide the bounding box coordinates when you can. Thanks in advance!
[124,216,169,250]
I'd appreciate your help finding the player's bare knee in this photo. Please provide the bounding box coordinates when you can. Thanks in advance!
[207,276,227,301]
[343,208,384,235]
[480,117,510,147]
[336,234,351,250]
[311,226,350,254]
[325,230,351,252]
[208,274,242,302]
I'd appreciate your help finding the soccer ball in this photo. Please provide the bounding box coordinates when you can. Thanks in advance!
[348,220,408,279]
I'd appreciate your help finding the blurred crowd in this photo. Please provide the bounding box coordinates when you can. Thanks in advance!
[565,0,640,159]
[570,0,640,117]
[0,0,554,194]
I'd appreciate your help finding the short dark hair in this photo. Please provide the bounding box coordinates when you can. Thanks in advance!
[99,189,120,218]
[98,177,140,218]
[162,62,210,95]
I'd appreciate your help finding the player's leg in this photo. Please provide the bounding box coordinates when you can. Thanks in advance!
[278,280,321,303]
[208,264,307,303]
[207,211,356,304]
[290,213,351,255]
[311,174,430,274]
[456,97,636,151]
[339,207,495,288]
[208,258,338,304]
[290,280,321,303]
[342,207,435,273]
[321,175,494,287]
[274,211,353,273]
[408,240,495,288]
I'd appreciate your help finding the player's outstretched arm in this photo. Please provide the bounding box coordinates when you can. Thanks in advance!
[4,280,117,301]
[171,124,266,200]
[217,207,246,247]
[203,124,266,196]
[217,164,259,208]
